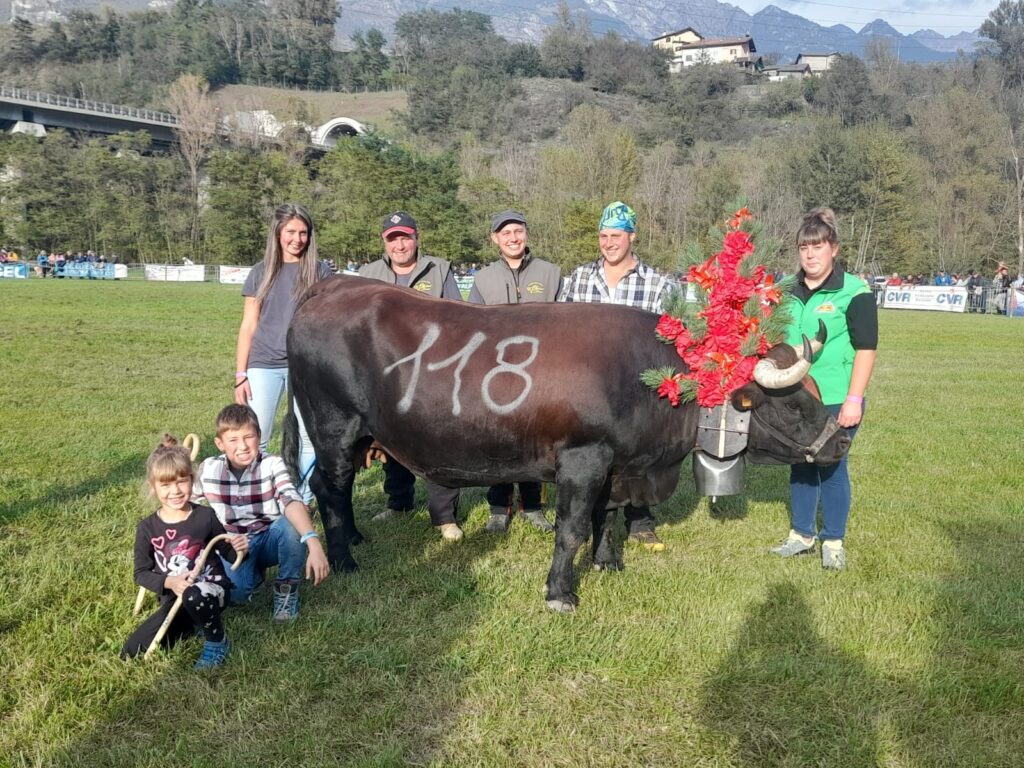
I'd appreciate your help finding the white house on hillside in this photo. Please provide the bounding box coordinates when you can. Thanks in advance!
[763,63,812,81]
[653,28,759,73]
[795,52,839,73]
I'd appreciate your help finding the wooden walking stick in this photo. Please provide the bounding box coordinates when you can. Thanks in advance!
[144,532,244,659]
[134,434,202,617]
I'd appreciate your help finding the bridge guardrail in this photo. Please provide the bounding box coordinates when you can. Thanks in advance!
[0,85,178,125]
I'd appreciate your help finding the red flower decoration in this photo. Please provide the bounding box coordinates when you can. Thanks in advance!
[656,313,685,341]
[728,207,753,230]
[650,207,785,408]
[657,377,681,406]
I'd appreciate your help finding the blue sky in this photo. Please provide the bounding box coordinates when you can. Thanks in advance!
[729,1,992,35]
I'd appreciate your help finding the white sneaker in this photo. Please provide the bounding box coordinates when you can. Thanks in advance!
[437,523,463,542]
[769,530,816,557]
[821,539,846,570]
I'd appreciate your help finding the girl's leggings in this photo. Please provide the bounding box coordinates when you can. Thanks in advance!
[121,584,226,659]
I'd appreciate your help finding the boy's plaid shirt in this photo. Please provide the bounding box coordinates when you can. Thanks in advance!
[559,257,675,312]
[194,453,304,535]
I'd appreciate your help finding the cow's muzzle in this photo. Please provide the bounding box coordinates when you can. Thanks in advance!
[752,410,848,463]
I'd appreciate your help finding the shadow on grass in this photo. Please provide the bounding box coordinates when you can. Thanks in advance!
[890,518,1024,766]
[0,456,141,527]
[656,454,794,528]
[43,475,504,766]
[700,582,881,766]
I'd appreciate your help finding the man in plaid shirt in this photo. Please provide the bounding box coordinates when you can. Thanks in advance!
[194,404,330,621]
[560,201,676,551]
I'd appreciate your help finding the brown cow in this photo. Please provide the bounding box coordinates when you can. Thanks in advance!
[284,277,848,611]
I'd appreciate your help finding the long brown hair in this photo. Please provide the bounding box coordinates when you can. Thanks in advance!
[255,203,321,302]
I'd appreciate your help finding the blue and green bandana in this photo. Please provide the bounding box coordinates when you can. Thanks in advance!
[599,201,636,232]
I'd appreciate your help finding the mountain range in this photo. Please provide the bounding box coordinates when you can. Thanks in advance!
[345,0,983,63]
[5,0,986,64]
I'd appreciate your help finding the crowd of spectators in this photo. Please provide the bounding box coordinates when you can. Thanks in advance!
[1,247,121,277]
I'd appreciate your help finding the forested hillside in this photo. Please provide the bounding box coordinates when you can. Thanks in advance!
[1,2,1023,278]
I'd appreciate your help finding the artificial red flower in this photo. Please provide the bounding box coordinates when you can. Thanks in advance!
[657,377,681,407]
[673,328,694,356]
[689,259,719,291]
[728,207,753,230]
[650,208,781,408]
[656,314,685,342]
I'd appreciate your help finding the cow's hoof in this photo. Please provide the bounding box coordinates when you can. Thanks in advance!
[592,560,624,572]
[332,559,359,573]
[545,598,577,613]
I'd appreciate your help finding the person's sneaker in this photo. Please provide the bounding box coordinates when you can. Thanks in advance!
[194,637,230,670]
[272,579,300,622]
[372,507,409,523]
[485,511,511,534]
[437,523,464,542]
[821,539,846,570]
[627,530,666,552]
[769,530,816,557]
[521,509,555,533]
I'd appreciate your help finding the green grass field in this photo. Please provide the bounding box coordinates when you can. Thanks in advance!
[2,280,1023,767]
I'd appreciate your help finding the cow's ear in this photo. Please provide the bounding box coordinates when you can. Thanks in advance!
[731,383,764,412]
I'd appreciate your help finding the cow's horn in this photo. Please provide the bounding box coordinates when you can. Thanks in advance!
[795,325,824,361]
[811,319,827,356]
[754,340,812,389]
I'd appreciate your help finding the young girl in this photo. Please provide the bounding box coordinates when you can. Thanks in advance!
[122,435,248,668]
[233,203,333,503]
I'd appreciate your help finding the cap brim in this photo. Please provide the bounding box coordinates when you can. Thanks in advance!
[382,226,416,237]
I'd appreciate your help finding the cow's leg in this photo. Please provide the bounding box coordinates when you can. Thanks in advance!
[300,408,368,573]
[546,446,612,613]
[308,467,359,572]
[591,501,622,572]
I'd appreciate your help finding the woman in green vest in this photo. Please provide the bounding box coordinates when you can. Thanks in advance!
[769,208,878,570]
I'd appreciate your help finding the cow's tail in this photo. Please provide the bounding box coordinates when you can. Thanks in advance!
[282,377,303,489]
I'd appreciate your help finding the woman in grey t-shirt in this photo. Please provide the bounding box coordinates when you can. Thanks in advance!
[233,203,332,501]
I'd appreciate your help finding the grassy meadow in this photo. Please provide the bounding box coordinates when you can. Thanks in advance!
[1,279,1023,767]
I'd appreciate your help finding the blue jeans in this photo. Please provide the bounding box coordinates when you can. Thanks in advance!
[789,402,863,542]
[246,366,316,503]
[220,516,306,605]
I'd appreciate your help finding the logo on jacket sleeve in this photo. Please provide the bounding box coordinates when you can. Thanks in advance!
[526,282,545,295]
[815,302,836,314]
[413,280,433,293]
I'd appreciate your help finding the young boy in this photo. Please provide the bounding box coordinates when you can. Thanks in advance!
[194,404,330,621]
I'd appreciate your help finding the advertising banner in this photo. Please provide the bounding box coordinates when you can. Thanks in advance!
[882,285,967,313]
[0,262,28,279]
[144,264,206,282]
[219,265,253,285]
[64,262,127,279]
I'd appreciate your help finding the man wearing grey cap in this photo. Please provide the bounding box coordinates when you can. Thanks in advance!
[359,211,464,540]
[469,209,561,534]
[360,211,463,299]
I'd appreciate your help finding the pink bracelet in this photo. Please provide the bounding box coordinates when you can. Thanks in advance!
[845,395,863,404]
[235,371,247,379]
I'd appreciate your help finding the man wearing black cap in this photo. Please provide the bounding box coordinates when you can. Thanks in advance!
[468,210,561,534]
[359,211,464,540]
[359,211,462,299]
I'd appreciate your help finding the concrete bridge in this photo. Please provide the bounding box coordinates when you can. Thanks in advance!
[0,85,367,150]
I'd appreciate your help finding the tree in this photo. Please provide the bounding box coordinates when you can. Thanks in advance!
[394,9,517,139]
[812,55,879,126]
[167,74,219,257]
[981,0,1024,86]
[315,135,474,263]
[540,1,591,81]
